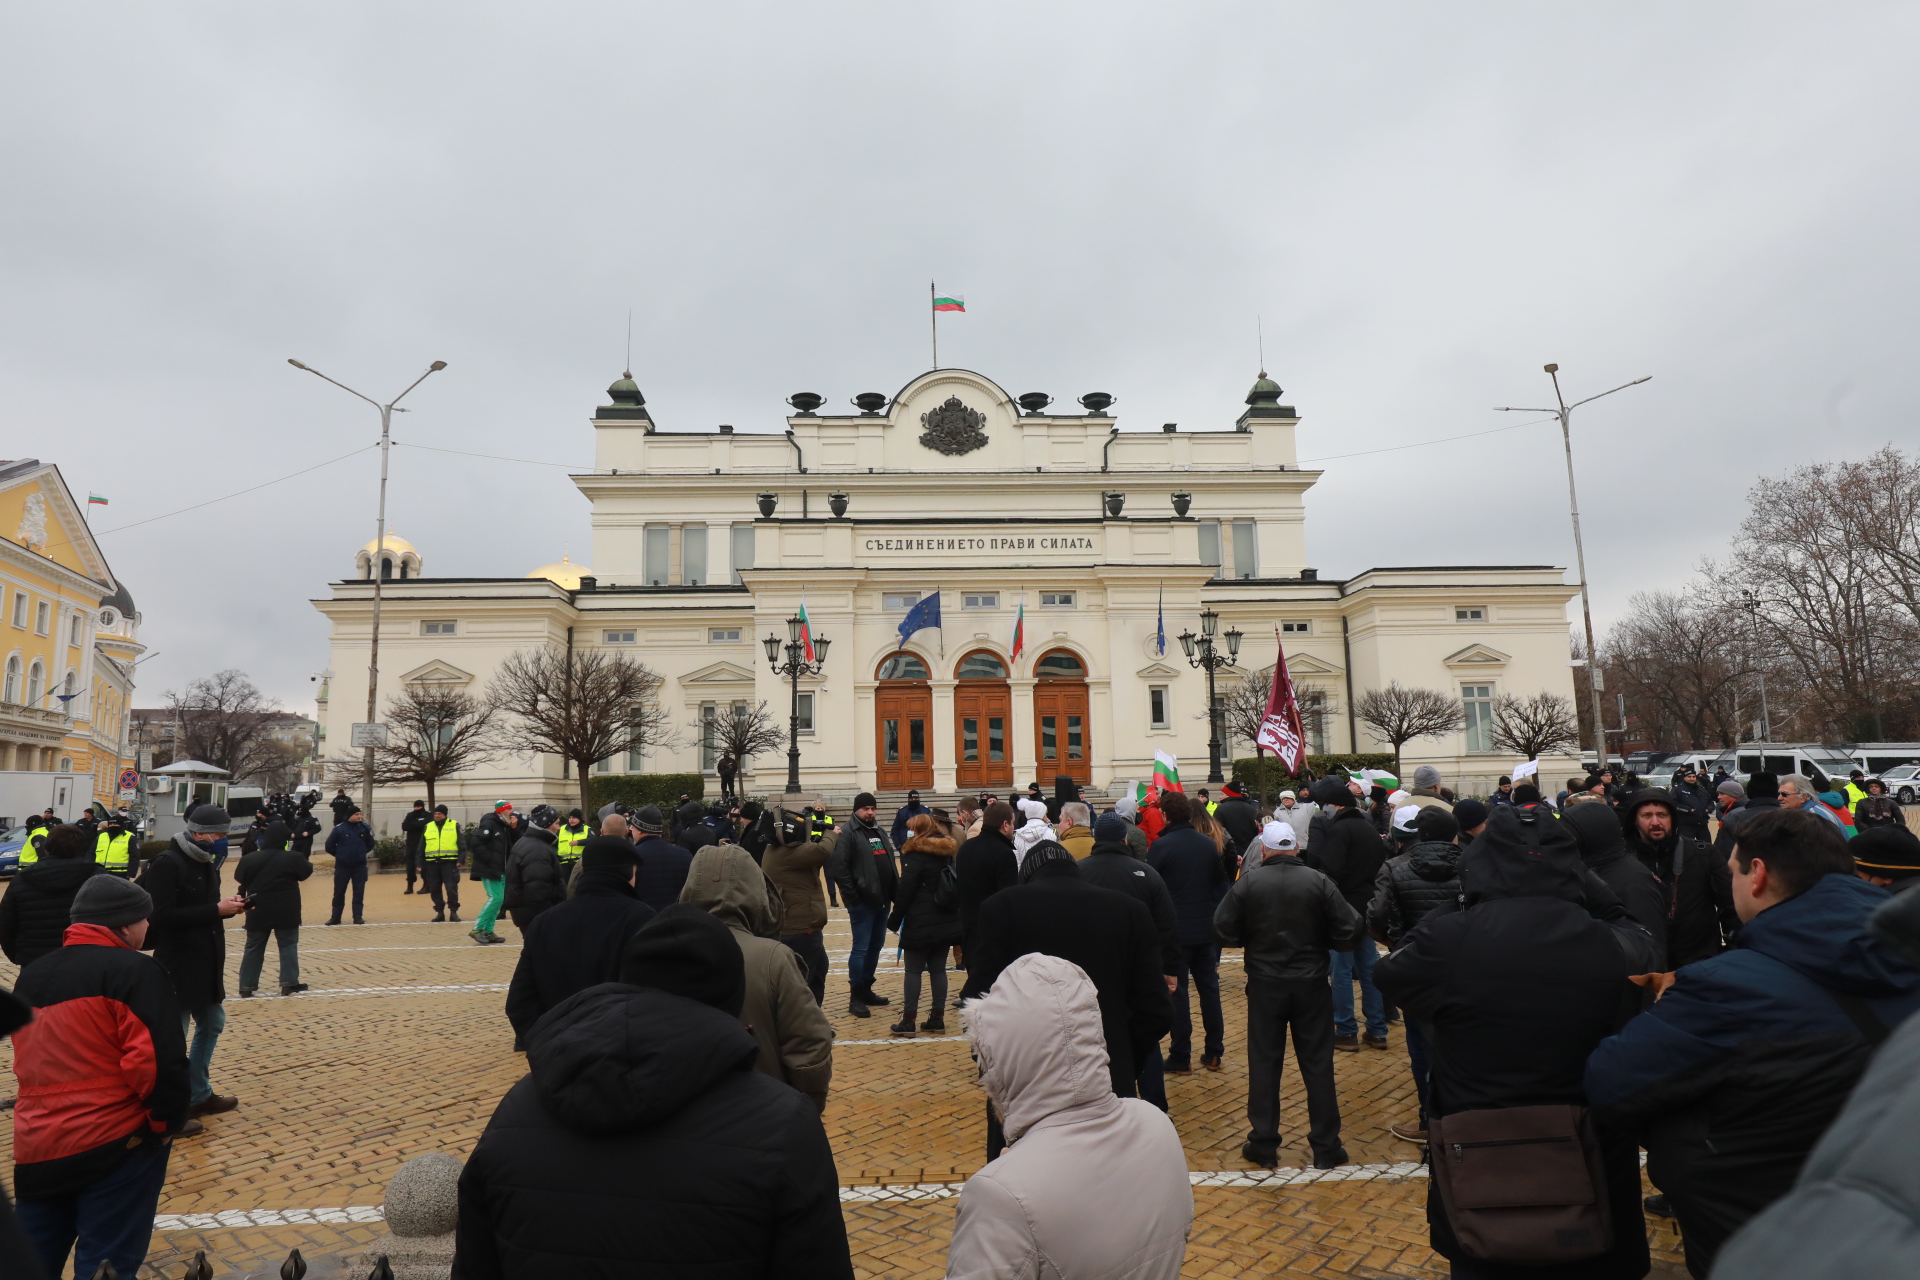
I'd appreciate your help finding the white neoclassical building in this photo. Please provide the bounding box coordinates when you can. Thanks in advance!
[313,366,1582,828]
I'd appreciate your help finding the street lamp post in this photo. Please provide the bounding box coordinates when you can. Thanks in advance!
[289,358,447,820]
[1178,608,1242,784]
[1497,364,1650,774]
[764,617,830,794]
[1740,589,1772,742]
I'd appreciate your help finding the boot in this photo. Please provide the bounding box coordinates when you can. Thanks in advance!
[859,985,891,1007]
[919,1014,946,1033]
[889,1015,917,1037]
[433,910,446,923]
[450,911,461,923]
[849,992,871,1019]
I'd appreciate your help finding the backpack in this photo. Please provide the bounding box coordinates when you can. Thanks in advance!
[932,860,960,912]
[1428,1104,1612,1266]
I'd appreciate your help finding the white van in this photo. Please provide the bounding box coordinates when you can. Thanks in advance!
[1706,744,1859,794]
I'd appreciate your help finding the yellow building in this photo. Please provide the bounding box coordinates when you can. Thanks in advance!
[0,458,140,823]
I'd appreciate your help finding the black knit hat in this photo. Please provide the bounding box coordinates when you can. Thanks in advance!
[71,875,153,928]
[1852,826,1920,878]
[619,904,745,1017]
[1018,839,1078,883]
[1093,811,1128,843]
[630,804,666,835]
[854,792,878,810]
[580,835,640,873]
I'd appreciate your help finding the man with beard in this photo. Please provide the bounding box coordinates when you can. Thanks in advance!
[1622,788,1737,969]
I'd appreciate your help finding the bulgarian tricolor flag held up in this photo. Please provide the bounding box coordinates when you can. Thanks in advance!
[1151,750,1183,794]
[797,595,816,663]
[933,292,965,312]
[1009,592,1026,661]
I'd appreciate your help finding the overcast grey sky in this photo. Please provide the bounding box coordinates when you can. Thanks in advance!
[5,3,1915,713]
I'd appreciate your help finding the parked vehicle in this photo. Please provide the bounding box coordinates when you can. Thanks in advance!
[1875,764,1920,806]
[0,824,30,878]
[1849,744,1920,776]
[1706,744,1860,793]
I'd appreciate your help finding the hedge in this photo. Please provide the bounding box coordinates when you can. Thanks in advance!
[1229,753,1398,797]
[587,773,707,812]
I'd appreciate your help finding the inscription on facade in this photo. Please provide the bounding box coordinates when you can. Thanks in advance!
[863,535,1097,553]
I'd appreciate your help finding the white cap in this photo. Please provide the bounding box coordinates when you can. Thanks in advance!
[1392,804,1423,835]
[1280,790,1296,801]
[1260,820,1298,850]
[1017,797,1049,822]
[1387,789,1412,808]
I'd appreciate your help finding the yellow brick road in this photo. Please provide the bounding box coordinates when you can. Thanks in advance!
[0,867,1688,1277]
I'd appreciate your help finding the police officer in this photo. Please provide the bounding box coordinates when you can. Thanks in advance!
[93,813,136,877]
[556,809,589,866]
[420,803,463,922]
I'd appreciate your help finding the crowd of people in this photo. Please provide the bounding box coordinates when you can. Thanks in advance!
[3,760,1919,1279]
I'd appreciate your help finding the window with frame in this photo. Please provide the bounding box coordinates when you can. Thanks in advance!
[422,620,456,636]
[1456,607,1486,622]
[962,592,998,609]
[730,523,754,585]
[1281,620,1310,634]
[27,660,45,704]
[35,601,50,635]
[1149,685,1169,729]
[3,655,19,702]
[68,615,82,647]
[796,692,815,734]
[708,627,741,643]
[883,592,921,611]
[604,630,636,644]
[643,526,670,586]
[1039,591,1075,607]
[700,703,719,770]
[1303,690,1329,754]
[1231,520,1258,580]
[10,593,25,628]
[1462,684,1494,752]
[1198,521,1222,571]
[626,709,649,772]
[682,524,708,586]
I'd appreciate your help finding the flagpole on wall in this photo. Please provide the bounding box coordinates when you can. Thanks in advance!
[930,281,938,370]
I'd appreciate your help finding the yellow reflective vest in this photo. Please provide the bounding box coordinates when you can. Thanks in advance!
[557,824,588,863]
[18,834,41,867]
[95,831,134,872]
[423,819,461,859]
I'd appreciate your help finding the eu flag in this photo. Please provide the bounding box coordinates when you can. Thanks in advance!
[897,592,942,650]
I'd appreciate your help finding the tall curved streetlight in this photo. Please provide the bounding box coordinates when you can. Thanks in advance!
[1179,608,1242,784]
[765,618,830,794]
[289,358,447,819]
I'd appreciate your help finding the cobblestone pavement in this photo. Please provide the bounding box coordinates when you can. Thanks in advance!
[0,865,1689,1277]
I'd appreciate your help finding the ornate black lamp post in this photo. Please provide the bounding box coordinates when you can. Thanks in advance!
[764,617,830,793]
[1177,608,1242,784]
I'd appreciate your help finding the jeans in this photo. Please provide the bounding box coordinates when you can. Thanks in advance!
[330,862,368,922]
[1168,941,1224,1066]
[781,931,828,1004]
[1406,1017,1433,1125]
[18,1136,171,1280]
[181,1003,226,1105]
[238,925,300,993]
[1245,975,1343,1162]
[845,901,886,991]
[476,878,505,933]
[901,946,949,1021]
[1330,938,1386,1038]
[423,861,461,914]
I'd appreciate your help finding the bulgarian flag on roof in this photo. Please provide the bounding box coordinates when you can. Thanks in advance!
[933,292,965,312]
[1009,592,1026,661]
[798,594,816,663]
[88,494,109,506]
[1151,750,1183,794]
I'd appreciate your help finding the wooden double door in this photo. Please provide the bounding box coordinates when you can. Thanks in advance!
[954,679,1014,790]
[875,682,934,790]
[1033,679,1091,784]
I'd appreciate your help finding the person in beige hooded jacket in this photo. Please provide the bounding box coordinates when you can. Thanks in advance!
[680,844,836,1111]
[948,952,1192,1280]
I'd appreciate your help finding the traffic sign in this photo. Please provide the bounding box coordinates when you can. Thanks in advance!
[119,768,139,792]
[350,722,390,749]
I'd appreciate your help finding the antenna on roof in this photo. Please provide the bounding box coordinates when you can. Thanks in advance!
[1257,315,1266,378]
[625,309,633,378]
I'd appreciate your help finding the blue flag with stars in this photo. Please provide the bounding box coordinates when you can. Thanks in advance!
[1156,583,1166,655]
[898,591,942,650]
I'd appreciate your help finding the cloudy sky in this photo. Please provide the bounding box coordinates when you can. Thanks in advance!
[5,3,1915,712]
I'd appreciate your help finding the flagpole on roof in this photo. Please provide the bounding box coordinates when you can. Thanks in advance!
[930,281,938,370]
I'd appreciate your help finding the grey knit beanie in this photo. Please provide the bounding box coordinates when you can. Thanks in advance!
[1413,764,1442,788]
[71,875,153,928]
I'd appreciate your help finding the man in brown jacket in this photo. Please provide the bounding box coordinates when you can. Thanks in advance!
[680,844,835,1111]
[1057,802,1096,859]
[762,803,834,1005]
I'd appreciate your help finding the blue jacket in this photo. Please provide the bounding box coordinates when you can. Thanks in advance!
[1586,874,1920,1268]
[1147,822,1227,946]
[325,820,375,868]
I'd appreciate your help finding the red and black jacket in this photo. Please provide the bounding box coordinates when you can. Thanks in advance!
[10,923,190,1198]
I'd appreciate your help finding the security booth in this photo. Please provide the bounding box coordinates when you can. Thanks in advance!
[145,760,231,842]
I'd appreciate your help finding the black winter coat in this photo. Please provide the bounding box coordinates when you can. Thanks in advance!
[1563,802,1669,972]
[632,836,693,911]
[1669,780,1716,838]
[139,837,228,1009]
[954,829,1018,944]
[1365,840,1461,948]
[1147,822,1228,946]
[1212,794,1261,855]
[889,836,963,950]
[503,871,657,1039]
[401,807,431,851]
[468,813,517,881]
[325,820,374,868]
[1304,805,1389,917]
[1080,841,1180,974]
[503,828,565,917]
[1214,852,1360,982]
[830,817,897,910]
[0,858,109,965]
[235,845,312,932]
[960,862,1171,1096]
[456,984,852,1280]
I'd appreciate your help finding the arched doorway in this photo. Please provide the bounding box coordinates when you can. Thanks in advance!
[954,650,1013,790]
[875,653,933,790]
[1033,649,1091,785]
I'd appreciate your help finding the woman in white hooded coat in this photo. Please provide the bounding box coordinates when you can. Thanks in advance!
[947,952,1192,1280]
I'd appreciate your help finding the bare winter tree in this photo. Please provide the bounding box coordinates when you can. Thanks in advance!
[1603,588,1751,750]
[166,670,279,778]
[1217,672,1275,801]
[1489,692,1582,764]
[1355,682,1465,776]
[337,683,502,810]
[251,740,310,794]
[693,700,787,787]
[487,645,672,813]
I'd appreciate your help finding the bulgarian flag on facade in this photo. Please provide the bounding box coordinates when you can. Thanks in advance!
[933,292,965,312]
[1009,592,1025,660]
[87,494,109,507]
[797,594,816,663]
[1151,750,1183,794]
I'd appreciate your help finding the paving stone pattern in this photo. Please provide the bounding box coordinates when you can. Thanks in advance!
[0,866,1688,1277]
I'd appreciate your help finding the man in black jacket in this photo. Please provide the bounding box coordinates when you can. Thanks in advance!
[504,836,657,1044]
[1564,801,1668,972]
[961,841,1171,1157]
[1365,805,1462,1143]
[324,807,374,926]
[1215,819,1362,1169]
[955,800,1019,952]
[235,821,311,997]
[468,802,519,945]
[0,824,107,966]
[1627,787,1737,968]
[328,789,353,828]
[139,804,245,1122]
[1375,804,1656,1279]
[1148,791,1228,1073]
[400,800,430,894]
[458,906,852,1279]
[503,806,565,931]
[1669,768,1715,842]
[1212,780,1261,858]
[1305,777,1390,1050]
[629,805,693,912]
[1079,811,1180,1109]
[830,793,898,1018]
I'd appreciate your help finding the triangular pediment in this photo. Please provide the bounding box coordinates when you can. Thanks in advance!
[679,660,758,686]
[0,462,116,590]
[1443,643,1512,668]
[1136,661,1182,679]
[400,659,475,686]
[1284,653,1340,677]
